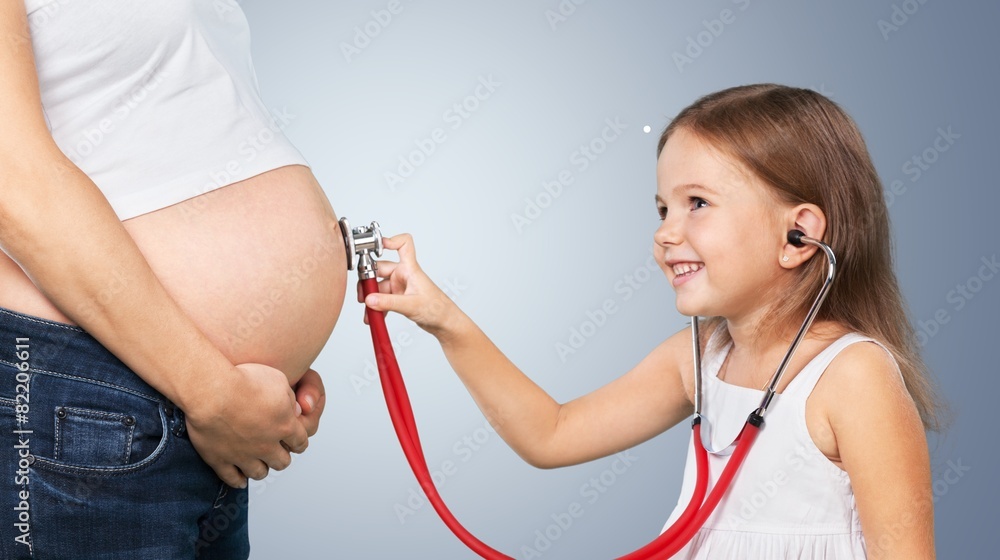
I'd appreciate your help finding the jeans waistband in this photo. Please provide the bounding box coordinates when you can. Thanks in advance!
[0,305,163,403]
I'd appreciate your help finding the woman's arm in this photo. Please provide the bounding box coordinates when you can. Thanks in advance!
[364,234,695,468]
[0,1,306,487]
[824,342,935,559]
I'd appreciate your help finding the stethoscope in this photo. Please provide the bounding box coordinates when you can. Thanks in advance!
[340,218,837,559]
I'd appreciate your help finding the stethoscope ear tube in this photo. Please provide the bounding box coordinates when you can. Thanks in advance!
[757,230,837,416]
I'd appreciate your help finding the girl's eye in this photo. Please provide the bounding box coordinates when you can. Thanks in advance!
[657,206,667,221]
[691,197,709,210]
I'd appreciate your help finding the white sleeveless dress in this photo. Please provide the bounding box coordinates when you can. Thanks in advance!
[662,331,893,558]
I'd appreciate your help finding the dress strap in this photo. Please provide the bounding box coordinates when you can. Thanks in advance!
[781,333,902,399]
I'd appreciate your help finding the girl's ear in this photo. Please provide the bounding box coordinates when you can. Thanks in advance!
[780,204,826,269]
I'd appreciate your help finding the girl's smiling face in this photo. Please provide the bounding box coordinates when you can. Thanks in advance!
[654,128,791,322]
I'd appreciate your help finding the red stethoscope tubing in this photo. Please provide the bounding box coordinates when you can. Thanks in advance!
[361,277,759,559]
[362,278,505,558]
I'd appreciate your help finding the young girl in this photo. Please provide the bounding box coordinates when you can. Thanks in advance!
[363,84,938,559]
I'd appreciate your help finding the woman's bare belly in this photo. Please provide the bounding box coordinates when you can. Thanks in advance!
[0,164,347,385]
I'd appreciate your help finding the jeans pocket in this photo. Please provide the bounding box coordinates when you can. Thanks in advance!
[27,371,169,476]
[54,406,136,465]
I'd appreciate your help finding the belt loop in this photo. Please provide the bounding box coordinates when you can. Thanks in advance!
[166,401,188,439]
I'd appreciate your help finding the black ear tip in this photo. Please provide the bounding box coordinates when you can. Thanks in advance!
[787,229,806,247]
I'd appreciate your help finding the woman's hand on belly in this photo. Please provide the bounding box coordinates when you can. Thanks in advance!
[293,368,327,437]
[186,362,311,488]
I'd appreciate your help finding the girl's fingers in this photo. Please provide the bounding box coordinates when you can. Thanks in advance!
[383,234,416,263]
[378,278,394,294]
[375,260,398,279]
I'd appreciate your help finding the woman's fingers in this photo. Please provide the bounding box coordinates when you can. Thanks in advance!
[294,369,327,437]
[283,419,309,454]
[216,464,249,489]
[239,460,271,481]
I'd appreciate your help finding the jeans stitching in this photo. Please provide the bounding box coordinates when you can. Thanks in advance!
[54,408,62,461]
[124,422,135,464]
[212,483,229,508]
[0,307,85,332]
[31,404,169,477]
[54,407,136,464]
[0,363,161,403]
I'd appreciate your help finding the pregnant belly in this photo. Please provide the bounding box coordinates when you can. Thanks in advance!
[0,165,347,385]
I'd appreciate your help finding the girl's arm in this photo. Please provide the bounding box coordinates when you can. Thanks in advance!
[365,234,695,468]
[823,343,935,559]
[0,1,306,487]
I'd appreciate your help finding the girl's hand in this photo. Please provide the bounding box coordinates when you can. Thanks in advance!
[360,234,462,339]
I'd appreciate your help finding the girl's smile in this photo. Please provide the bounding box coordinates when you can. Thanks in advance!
[667,261,704,287]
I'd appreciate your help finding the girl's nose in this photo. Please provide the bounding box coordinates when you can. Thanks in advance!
[654,214,682,247]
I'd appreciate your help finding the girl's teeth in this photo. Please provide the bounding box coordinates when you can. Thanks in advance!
[672,263,703,276]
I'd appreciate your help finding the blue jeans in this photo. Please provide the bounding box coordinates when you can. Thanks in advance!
[0,306,250,559]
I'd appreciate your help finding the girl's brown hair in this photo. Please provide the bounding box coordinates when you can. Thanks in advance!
[659,84,942,430]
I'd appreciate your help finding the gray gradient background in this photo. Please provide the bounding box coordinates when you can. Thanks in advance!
[237,1,997,558]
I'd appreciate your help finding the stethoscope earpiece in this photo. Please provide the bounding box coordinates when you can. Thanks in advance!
[787,229,806,247]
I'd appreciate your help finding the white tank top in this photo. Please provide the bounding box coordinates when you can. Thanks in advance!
[662,330,896,559]
[24,0,309,220]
